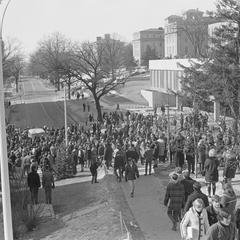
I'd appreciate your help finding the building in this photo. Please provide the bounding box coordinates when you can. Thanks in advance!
[133,28,164,66]
[164,9,212,58]
[141,58,196,108]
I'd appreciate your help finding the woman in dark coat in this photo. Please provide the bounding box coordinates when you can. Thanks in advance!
[125,158,139,198]
[204,149,219,197]
[223,151,238,183]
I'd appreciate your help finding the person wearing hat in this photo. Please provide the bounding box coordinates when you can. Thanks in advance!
[205,209,236,240]
[184,181,209,214]
[204,149,220,198]
[206,195,221,226]
[164,172,185,231]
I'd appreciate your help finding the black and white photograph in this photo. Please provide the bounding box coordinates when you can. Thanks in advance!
[1,0,240,239]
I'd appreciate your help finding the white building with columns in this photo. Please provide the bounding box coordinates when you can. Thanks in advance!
[141,58,220,121]
[141,58,195,108]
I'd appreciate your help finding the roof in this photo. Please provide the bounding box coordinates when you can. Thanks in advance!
[149,58,199,70]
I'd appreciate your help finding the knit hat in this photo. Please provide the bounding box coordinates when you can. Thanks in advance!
[211,195,220,202]
[209,149,217,157]
[193,181,201,190]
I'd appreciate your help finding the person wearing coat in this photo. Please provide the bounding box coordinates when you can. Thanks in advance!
[221,182,237,222]
[164,172,185,231]
[223,151,238,183]
[204,149,219,197]
[144,143,154,175]
[184,181,209,214]
[180,170,196,205]
[27,164,41,205]
[205,209,236,240]
[125,158,139,198]
[104,142,113,169]
[206,195,221,226]
[180,198,210,240]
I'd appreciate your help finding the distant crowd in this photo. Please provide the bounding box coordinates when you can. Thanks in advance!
[6,108,240,239]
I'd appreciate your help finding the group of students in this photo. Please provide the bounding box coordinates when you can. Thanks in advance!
[164,160,240,240]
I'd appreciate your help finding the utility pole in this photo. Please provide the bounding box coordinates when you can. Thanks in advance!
[0,0,13,239]
[64,86,68,147]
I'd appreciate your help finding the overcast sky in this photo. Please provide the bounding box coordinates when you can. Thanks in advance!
[3,0,217,54]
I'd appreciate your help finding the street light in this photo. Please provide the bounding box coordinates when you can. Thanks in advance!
[64,86,68,147]
[0,0,13,239]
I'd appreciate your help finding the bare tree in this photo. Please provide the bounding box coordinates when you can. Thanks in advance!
[71,39,127,122]
[29,32,72,91]
[2,38,25,92]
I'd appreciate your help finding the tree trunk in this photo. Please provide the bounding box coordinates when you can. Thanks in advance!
[93,94,103,122]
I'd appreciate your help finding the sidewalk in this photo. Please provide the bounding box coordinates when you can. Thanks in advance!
[120,164,180,240]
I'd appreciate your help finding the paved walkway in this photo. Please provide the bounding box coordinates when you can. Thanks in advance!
[120,164,240,240]
[119,164,179,240]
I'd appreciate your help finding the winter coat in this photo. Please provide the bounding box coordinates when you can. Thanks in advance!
[42,170,54,189]
[27,171,41,190]
[114,150,125,169]
[164,181,185,211]
[180,207,209,240]
[184,190,209,214]
[205,222,236,240]
[180,177,195,203]
[221,189,237,217]
[126,149,139,162]
[223,156,238,179]
[144,148,153,162]
[204,157,219,183]
[104,144,113,162]
[206,205,219,226]
[125,164,139,180]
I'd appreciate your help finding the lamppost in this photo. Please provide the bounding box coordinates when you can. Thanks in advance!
[64,86,68,147]
[0,0,13,239]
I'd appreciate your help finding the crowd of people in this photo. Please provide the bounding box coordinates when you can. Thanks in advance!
[5,106,240,239]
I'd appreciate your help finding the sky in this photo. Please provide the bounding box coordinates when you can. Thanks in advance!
[2,0,217,55]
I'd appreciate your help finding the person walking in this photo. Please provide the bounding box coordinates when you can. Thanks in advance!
[206,195,221,226]
[144,143,153,175]
[220,182,237,222]
[125,158,139,198]
[180,170,195,205]
[104,141,113,170]
[83,102,86,112]
[205,209,236,240]
[223,150,238,183]
[164,172,185,231]
[114,145,125,182]
[184,181,209,214]
[184,135,195,174]
[27,164,41,205]
[204,149,219,198]
[180,198,210,240]
[198,137,208,174]
[173,132,185,170]
[42,165,55,204]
